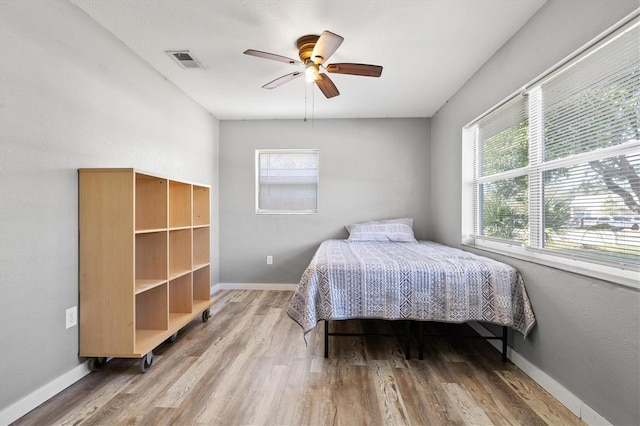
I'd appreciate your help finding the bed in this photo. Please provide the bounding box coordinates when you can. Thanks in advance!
[287,219,536,361]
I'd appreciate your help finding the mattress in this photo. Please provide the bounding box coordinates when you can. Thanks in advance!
[287,239,536,337]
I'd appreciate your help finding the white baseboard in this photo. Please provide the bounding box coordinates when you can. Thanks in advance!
[212,282,298,294]
[0,361,91,426]
[467,322,612,426]
[580,404,614,426]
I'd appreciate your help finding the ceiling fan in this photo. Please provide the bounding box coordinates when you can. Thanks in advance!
[244,30,383,99]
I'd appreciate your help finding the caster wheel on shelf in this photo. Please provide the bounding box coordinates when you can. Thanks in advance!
[167,332,178,343]
[202,309,211,322]
[139,351,153,373]
[88,357,107,372]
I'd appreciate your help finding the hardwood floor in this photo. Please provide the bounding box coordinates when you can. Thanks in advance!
[14,290,584,425]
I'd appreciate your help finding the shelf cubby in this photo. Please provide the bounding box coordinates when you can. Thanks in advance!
[193,227,210,268]
[136,283,168,330]
[169,229,192,279]
[135,231,168,282]
[170,180,192,228]
[170,273,193,314]
[193,185,210,226]
[135,173,167,231]
[193,265,211,301]
[135,278,167,295]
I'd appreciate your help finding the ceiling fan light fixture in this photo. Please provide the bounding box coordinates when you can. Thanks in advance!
[304,63,320,82]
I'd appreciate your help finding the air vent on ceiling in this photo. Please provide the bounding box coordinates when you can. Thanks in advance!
[166,50,202,69]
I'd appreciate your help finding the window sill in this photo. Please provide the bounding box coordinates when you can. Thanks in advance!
[256,210,318,215]
[462,239,639,291]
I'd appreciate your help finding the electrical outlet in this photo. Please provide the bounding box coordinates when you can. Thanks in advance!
[66,306,78,329]
[266,255,273,265]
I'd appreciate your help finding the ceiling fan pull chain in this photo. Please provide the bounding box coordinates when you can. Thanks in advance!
[312,83,315,126]
[304,81,308,122]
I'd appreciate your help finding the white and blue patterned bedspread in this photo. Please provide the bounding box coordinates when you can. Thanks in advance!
[287,240,536,337]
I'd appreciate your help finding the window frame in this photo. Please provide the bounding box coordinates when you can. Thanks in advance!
[462,11,640,289]
[255,148,319,215]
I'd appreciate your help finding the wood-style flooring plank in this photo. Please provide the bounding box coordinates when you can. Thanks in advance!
[13,290,585,426]
[30,368,137,426]
[443,382,494,425]
[496,369,582,426]
[155,299,264,409]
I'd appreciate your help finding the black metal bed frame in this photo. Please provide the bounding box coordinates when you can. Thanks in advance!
[323,319,413,360]
[323,320,508,362]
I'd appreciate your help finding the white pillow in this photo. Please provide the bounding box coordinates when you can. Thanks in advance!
[346,218,417,242]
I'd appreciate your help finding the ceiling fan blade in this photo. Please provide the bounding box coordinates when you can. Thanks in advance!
[315,73,340,98]
[326,63,383,77]
[244,49,302,65]
[311,31,344,64]
[262,71,303,89]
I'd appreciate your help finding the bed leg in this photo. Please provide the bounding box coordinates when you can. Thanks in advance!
[418,321,424,360]
[405,321,411,360]
[501,326,508,362]
[324,320,329,359]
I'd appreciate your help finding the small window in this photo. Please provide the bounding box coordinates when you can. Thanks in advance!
[256,149,319,214]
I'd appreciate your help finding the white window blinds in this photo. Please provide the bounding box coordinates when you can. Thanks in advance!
[464,13,640,283]
[534,17,640,266]
[472,94,529,245]
[256,150,319,214]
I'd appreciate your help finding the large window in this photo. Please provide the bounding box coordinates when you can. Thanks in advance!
[463,14,639,287]
[256,149,319,214]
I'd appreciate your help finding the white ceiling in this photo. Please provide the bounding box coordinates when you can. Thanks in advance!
[70,0,546,120]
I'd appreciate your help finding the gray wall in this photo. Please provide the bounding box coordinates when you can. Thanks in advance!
[219,118,430,283]
[429,1,639,424]
[0,0,219,415]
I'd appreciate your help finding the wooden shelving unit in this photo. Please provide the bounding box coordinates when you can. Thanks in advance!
[79,168,213,372]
